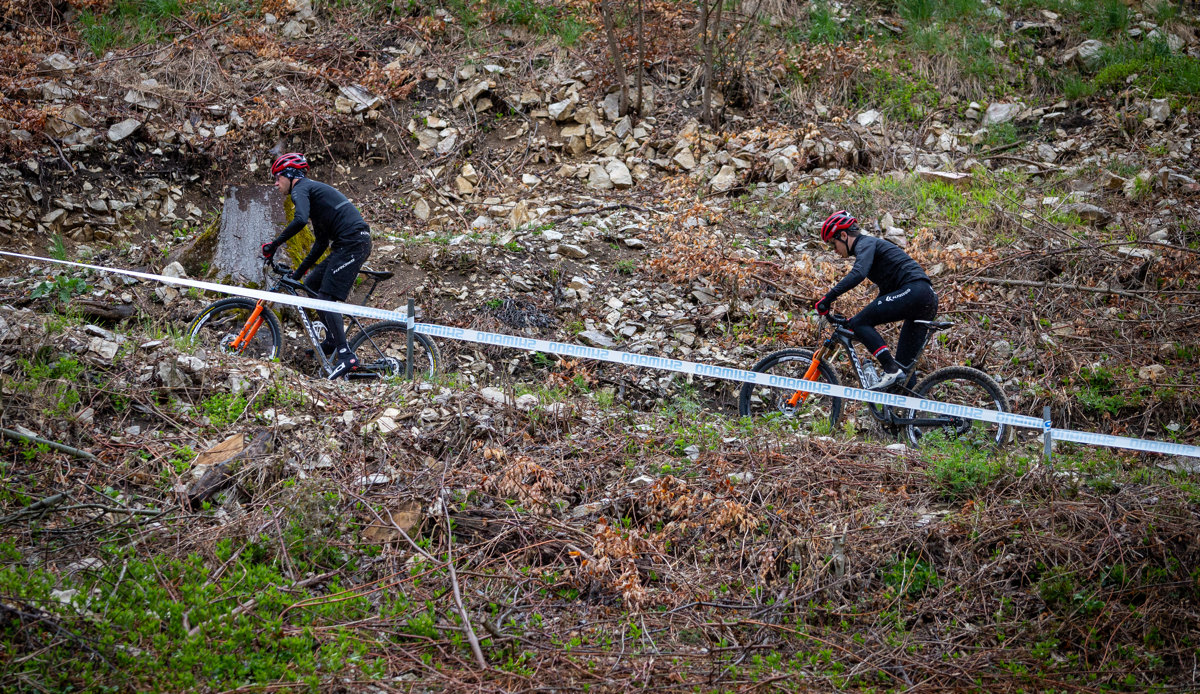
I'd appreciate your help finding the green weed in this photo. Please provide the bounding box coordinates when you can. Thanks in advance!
[807,2,845,44]
[17,356,85,417]
[881,553,942,599]
[1092,39,1200,97]
[855,69,940,123]
[1062,74,1097,100]
[200,392,248,428]
[920,430,1007,499]
[31,275,90,305]
[1080,0,1129,37]
[48,234,67,261]
[495,0,588,46]
[1076,366,1148,416]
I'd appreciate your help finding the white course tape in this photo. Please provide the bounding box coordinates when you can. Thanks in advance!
[6,251,1199,459]
[414,323,1046,430]
[1052,429,1200,458]
[1,252,407,323]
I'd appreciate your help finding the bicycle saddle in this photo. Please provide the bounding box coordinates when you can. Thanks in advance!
[914,319,954,332]
[358,268,394,280]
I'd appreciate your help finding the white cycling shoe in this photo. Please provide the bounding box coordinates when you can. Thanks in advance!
[871,368,904,391]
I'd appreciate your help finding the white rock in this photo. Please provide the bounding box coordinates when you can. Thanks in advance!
[88,337,120,360]
[577,330,614,348]
[281,20,306,39]
[40,53,75,73]
[1148,98,1170,123]
[709,165,738,192]
[982,102,1023,126]
[413,197,431,220]
[161,261,187,279]
[586,164,612,190]
[436,132,458,155]
[107,118,142,142]
[515,394,540,411]
[1071,39,1106,69]
[918,170,972,188]
[548,99,574,121]
[558,243,589,259]
[1138,364,1166,381]
[480,387,514,407]
[856,109,882,127]
[521,173,541,186]
[673,147,697,170]
[606,159,633,188]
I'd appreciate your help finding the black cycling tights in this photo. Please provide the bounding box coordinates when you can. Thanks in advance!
[317,294,347,352]
[847,281,938,369]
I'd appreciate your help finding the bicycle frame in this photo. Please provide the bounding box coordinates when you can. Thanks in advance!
[788,316,960,429]
[227,262,390,377]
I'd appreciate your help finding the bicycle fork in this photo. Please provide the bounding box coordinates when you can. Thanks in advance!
[230,300,268,353]
[786,342,837,407]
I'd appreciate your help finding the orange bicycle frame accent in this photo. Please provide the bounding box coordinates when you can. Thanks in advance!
[786,345,828,407]
[229,300,267,352]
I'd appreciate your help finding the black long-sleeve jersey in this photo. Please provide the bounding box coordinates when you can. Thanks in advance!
[270,178,369,275]
[826,235,930,301]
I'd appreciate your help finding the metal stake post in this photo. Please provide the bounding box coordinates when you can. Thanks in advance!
[405,298,415,380]
[1043,405,1053,463]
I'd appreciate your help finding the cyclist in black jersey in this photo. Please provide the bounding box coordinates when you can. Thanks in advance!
[260,153,373,380]
[813,210,938,391]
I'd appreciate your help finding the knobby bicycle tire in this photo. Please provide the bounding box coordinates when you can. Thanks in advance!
[903,366,1012,448]
[188,298,282,361]
[348,321,441,379]
[738,348,843,429]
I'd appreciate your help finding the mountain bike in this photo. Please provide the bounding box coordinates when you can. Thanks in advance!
[738,313,1012,448]
[187,259,440,380]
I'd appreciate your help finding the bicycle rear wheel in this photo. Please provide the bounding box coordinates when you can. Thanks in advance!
[347,321,440,379]
[903,366,1011,448]
[738,349,843,431]
[188,298,282,361]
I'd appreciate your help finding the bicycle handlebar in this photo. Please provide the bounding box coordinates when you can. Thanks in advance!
[265,258,292,276]
[822,312,850,329]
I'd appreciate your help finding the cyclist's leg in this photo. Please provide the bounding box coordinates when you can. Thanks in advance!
[316,239,372,379]
[894,283,939,368]
[847,288,918,373]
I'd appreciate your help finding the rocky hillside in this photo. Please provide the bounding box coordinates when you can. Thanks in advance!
[1,0,1199,691]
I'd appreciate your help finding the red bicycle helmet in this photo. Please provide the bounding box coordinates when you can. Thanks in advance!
[270,152,309,178]
[820,210,857,242]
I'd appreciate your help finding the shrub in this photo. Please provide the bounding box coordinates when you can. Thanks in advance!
[921,430,1006,499]
[881,554,942,599]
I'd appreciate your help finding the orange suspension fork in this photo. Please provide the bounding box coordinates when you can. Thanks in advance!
[230,301,267,352]
[786,345,828,407]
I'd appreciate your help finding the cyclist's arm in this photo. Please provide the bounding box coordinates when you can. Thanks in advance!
[295,234,329,278]
[270,183,312,248]
[826,238,875,301]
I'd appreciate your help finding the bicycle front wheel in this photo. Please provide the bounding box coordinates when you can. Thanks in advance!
[348,321,441,379]
[738,349,843,430]
[188,298,282,361]
[903,366,1011,448]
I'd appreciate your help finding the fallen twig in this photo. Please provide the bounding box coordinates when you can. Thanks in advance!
[0,428,97,461]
